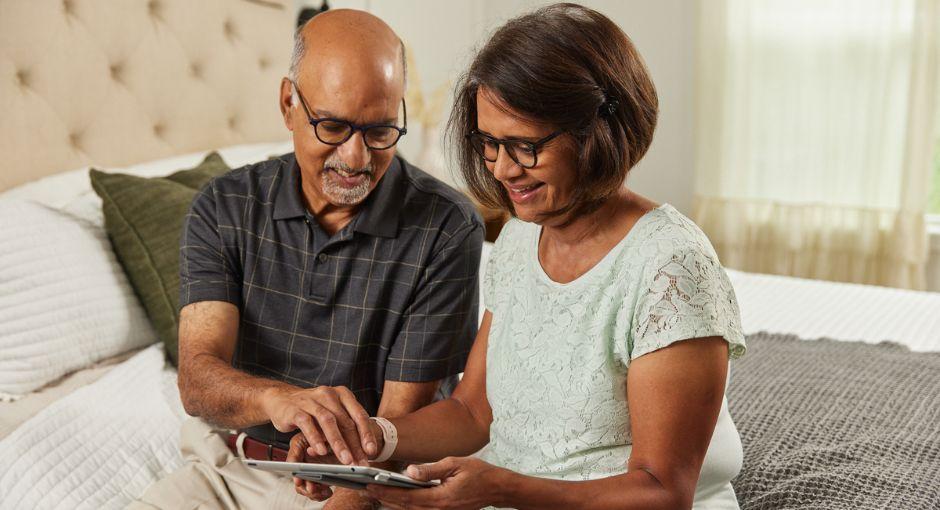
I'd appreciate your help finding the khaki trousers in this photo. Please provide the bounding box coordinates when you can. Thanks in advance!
[128,417,324,510]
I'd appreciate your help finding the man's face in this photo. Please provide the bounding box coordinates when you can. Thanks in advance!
[280,52,404,211]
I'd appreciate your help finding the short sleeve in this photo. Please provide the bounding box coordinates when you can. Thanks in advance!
[385,222,484,382]
[178,183,242,310]
[482,219,517,314]
[629,243,746,361]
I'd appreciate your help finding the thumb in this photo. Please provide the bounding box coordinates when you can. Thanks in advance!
[406,458,457,481]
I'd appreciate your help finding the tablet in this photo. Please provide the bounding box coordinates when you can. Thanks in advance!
[244,460,440,490]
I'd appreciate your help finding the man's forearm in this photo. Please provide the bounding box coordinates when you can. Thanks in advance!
[179,352,295,429]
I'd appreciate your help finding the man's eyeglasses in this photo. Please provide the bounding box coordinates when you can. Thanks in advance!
[291,80,407,150]
[466,130,562,169]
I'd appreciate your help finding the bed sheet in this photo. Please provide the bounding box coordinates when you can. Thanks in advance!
[728,269,940,352]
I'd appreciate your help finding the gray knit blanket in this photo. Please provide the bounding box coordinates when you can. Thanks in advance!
[728,332,940,510]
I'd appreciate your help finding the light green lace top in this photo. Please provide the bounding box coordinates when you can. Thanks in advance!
[479,204,747,509]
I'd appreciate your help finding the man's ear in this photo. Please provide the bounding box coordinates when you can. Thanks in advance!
[279,77,294,132]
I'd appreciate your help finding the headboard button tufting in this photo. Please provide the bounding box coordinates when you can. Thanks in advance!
[147,0,162,20]
[68,131,83,150]
[109,62,124,83]
[15,69,30,89]
[224,19,237,40]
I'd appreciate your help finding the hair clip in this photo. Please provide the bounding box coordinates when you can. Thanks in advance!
[600,97,619,117]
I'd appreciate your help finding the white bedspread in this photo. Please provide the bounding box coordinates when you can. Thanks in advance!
[0,345,185,510]
[728,269,940,352]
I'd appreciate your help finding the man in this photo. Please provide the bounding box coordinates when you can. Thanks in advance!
[132,9,483,510]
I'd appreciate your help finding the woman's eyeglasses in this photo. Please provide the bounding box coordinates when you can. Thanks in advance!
[466,130,562,169]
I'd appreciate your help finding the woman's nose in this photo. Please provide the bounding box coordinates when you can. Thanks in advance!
[491,146,523,182]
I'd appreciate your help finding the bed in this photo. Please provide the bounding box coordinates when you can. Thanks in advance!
[1,1,938,509]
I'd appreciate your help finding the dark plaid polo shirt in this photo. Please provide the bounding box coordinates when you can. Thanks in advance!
[179,153,483,445]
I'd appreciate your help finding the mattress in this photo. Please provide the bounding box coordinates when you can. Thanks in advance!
[728,269,940,352]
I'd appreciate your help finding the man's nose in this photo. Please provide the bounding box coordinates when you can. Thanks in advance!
[491,146,523,182]
[336,131,371,170]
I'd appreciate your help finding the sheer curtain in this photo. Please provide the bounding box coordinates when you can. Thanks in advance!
[694,0,939,289]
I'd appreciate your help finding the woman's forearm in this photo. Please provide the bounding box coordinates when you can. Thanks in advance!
[385,397,490,463]
[495,469,684,510]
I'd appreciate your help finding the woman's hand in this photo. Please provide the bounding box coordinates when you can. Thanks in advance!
[366,457,509,510]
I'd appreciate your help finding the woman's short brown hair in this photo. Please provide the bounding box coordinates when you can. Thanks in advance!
[449,3,658,223]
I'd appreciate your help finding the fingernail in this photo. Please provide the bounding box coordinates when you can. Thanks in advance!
[316,443,328,456]
[340,450,352,464]
[366,441,376,454]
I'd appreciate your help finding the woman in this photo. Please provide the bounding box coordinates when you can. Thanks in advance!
[294,3,746,508]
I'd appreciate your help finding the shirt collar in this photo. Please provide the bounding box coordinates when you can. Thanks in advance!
[272,154,405,239]
[272,155,306,220]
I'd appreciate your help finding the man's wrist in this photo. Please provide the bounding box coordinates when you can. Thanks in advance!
[257,385,289,420]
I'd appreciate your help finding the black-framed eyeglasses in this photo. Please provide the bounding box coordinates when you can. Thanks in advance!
[291,80,408,150]
[466,130,562,169]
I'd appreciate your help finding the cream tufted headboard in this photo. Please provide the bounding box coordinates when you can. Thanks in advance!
[0,0,293,192]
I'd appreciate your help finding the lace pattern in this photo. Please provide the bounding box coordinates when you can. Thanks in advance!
[480,206,746,491]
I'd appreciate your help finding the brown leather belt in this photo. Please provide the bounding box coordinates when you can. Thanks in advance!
[225,432,290,462]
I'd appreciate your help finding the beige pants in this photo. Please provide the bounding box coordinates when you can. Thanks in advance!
[128,417,324,510]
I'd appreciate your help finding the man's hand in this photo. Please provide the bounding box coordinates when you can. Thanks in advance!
[286,432,336,501]
[286,432,377,508]
[262,385,378,465]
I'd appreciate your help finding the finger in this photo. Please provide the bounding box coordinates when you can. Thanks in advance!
[308,394,370,464]
[335,387,378,457]
[302,401,356,465]
[290,411,330,457]
[406,457,457,481]
[305,480,317,497]
[313,483,332,500]
[287,434,308,463]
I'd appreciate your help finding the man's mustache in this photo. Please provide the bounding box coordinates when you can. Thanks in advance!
[324,159,373,177]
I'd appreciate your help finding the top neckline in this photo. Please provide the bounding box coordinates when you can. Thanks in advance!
[530,203,672,288]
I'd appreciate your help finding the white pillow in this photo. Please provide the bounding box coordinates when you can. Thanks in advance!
[0,199,157,399]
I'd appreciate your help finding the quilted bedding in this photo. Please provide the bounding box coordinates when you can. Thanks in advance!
[0,345,185,510]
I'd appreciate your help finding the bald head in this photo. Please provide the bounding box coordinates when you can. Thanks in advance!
[289,9,406,92]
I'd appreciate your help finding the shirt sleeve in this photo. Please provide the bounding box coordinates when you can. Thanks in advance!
[385,221,484,382]
[482,219,514,314]
[628,242,746,361]
[178,182,242,310]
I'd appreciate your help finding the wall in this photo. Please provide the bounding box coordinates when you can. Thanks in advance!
[294,1,940,291]
[294,0,698,215]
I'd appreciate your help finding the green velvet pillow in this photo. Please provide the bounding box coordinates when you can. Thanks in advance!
[90,152,230,366]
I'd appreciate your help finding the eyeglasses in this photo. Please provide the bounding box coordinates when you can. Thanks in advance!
[466,130,562,169]
[291,80,408,150]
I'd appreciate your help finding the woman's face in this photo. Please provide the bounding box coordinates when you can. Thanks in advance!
[475,88,577,225]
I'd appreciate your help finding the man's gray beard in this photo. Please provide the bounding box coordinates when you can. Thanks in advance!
[321,157,374,205]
